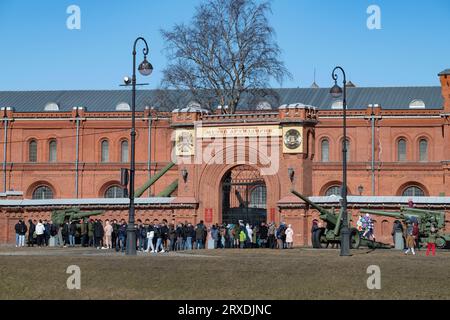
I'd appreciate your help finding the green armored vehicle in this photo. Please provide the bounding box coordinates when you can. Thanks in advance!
[291,189,390,249]
[360,207,450,249]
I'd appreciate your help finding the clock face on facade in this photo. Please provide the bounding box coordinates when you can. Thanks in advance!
[176,131,194,154]
[284,129,302,150]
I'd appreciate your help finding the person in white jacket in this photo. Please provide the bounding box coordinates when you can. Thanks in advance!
[35,220,45,247]
[246,224,253,248]
[285,224,294,249]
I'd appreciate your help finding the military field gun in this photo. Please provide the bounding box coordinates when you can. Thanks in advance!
[291,189,390,249]
[51,207,104,226]
[360,207,450,248]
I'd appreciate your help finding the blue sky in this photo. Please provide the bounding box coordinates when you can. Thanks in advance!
[0,0,449,91]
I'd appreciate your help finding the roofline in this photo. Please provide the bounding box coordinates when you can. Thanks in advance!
[0,85,443,93]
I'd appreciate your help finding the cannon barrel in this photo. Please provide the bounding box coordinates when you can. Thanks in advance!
[291,189,330,216]
[400,207,445,215]
[157,179,179,197]
[135,162,175,197]
[51,208,104,225]
[72,210,104,219]
[291,189,338,226]
[360,209,407,219]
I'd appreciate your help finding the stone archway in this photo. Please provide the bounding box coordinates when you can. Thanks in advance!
[196,145,281,225]
[221,165,267,225]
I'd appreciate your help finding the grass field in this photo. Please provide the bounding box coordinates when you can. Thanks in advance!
[0,246,449,300]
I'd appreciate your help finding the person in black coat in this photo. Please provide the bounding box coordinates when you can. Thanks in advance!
[27,219,35,247]
[15,220,28,247]
[94,219,104,249]
[69,221,77,247]
[62,221,70,247]
[311,219,322,248]
[259,222,268,248]
[43,220,50,246]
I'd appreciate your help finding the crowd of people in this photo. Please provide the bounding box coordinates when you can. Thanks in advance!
[391,217,438,256]
[14,218,295,252]
[310,213,439,256]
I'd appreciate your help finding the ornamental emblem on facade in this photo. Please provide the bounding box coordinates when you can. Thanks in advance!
[176,130,194,155]
[283,129,302,150]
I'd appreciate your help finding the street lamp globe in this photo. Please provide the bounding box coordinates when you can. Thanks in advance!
[330,82,343,98]
[138,56,153,76]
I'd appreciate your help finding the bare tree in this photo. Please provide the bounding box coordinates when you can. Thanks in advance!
[161,0,291,113]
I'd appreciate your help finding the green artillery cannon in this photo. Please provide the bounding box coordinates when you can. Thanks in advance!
[291,189,390,249]
[51,207,104,226]
[360,208,450,249]
[135,162,175,197]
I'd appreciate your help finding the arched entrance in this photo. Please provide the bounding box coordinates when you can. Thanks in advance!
[221,165,267,225]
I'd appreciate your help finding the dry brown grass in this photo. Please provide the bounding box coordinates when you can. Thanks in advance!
[0,247,449,300]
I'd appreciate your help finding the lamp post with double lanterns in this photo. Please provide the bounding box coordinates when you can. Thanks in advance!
[123,37,153,256]
[330,66,351,256]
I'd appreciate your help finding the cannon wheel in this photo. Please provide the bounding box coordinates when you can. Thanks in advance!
[436,237,447,249]
[350,228,361,249]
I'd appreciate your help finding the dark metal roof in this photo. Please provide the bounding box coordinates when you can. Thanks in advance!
[0,86,443,112]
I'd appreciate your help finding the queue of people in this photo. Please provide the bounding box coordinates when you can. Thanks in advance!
[15,218,295,252]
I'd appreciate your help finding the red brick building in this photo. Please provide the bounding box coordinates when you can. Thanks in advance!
[0,69,449,245]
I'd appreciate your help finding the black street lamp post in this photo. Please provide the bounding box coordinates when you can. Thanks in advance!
[330,66,351,256]
[126,37,153,256]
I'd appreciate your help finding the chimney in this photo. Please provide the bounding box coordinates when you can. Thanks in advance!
[438,69,450,112]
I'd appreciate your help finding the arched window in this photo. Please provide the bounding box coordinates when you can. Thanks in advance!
[397,139,407,162]
[32,186,53,199]
[49,140,57,163]
[321,139,329,162]
[325,185,341,196]
[105,186,125,198]
[29,140,37,163]
[249,186,267,209]
[121,140,129,163]
[402,186,425,197]
[419,139,428,162]
[101,140,109,163]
